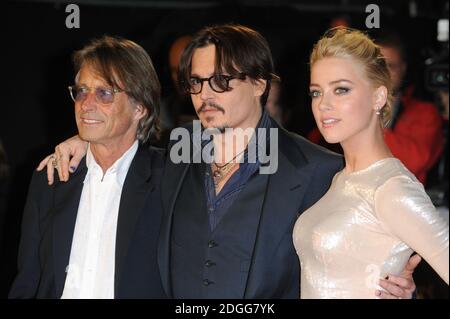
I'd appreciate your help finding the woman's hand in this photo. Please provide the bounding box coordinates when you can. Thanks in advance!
[376,254,422,299]
[37,135,88,185]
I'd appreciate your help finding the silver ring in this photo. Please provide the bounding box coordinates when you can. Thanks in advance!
[50,154,58,168]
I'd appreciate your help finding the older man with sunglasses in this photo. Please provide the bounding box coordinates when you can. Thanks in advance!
[9,36,166,299]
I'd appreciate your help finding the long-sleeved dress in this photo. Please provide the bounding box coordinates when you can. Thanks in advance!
[293,158,449,299]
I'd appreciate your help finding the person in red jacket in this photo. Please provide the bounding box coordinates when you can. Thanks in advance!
[308,32,444,185]
[379,34,444,184]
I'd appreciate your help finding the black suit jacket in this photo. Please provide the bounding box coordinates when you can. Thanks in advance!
[9,145,166,299]
[158,119,343,298]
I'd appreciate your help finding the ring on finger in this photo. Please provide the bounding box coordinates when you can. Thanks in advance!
[50,154,58,168]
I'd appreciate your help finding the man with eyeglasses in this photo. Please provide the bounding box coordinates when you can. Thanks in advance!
[9,36,166,299]
[34,24,419,299]
[163,24,421,299]
[158,24,420,299]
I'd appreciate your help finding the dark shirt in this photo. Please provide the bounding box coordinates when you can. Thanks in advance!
[204,111,272,230]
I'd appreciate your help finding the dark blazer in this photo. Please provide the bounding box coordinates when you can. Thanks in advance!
[9,145,166,299]
[158,119,343,298]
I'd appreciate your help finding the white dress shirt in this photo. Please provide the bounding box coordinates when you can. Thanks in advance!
[61,140,139,299]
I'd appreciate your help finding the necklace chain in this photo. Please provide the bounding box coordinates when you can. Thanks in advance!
[211,149,246,187]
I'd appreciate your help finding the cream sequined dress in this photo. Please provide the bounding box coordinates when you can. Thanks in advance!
[293,158,449,299]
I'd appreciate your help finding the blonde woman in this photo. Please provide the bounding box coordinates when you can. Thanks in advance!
[293,28,449,299]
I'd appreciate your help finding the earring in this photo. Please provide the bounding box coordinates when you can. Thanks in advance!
[375,106,381,115]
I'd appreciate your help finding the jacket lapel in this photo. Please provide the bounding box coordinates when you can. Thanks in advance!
[52,161,87,297]
[158,158,190,298]
[244,125,317,298]
[114,145,154,296]
[158,130,204,298]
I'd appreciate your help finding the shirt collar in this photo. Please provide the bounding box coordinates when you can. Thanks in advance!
[84,140,139,186]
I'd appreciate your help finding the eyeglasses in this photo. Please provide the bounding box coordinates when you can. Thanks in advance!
[186,73,247,94]
[68,85,123,104]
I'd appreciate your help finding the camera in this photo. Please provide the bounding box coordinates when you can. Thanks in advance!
[425,19,449,92]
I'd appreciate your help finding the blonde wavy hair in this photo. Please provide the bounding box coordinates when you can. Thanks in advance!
[310,27,393,127]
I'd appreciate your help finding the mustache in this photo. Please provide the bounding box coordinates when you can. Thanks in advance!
[197,102,225,114]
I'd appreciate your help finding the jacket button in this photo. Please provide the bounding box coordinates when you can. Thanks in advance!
[203,279,214,286]
[205,260,215,267]
[208,240,217,248]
